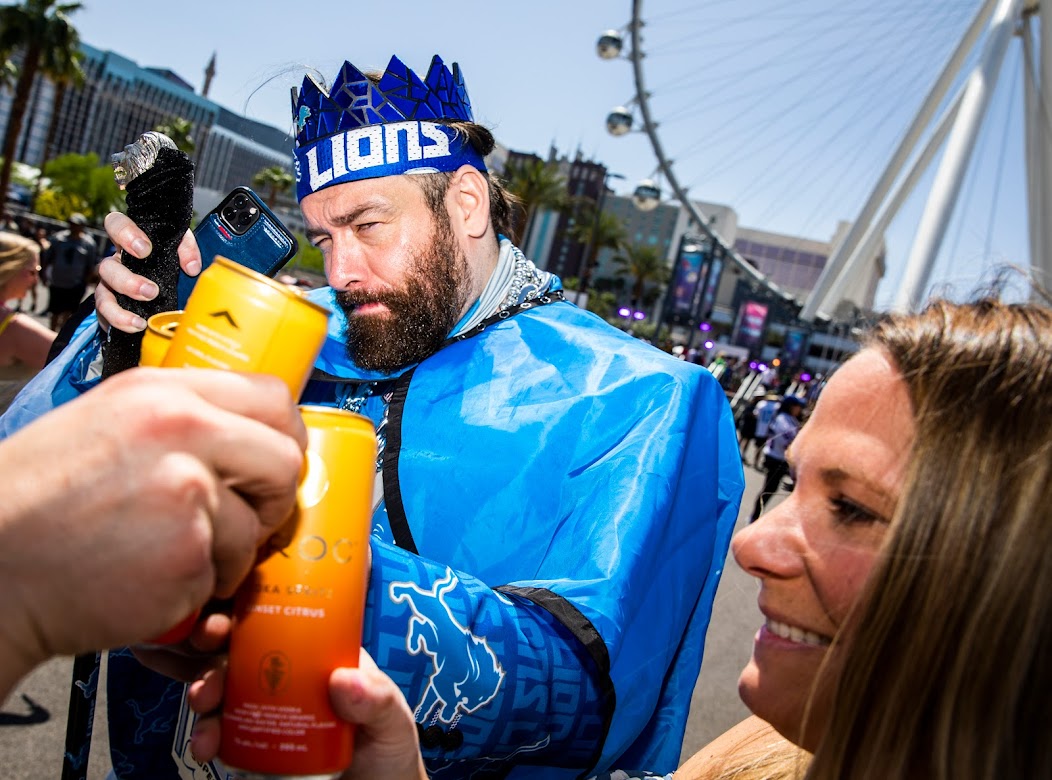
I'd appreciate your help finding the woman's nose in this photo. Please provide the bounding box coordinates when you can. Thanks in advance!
[732,500,805,580]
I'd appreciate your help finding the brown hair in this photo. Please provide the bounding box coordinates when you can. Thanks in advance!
[805,298,1052,779]
[0,232,39,292]
[412,120,519,239]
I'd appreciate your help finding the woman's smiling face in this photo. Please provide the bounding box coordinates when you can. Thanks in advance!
[731,348,915,750]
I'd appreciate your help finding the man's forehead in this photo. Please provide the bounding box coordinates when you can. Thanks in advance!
[301,176,422,223]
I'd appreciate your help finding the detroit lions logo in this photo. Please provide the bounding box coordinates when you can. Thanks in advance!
[73,662,99,698]
[296,105,311,132]
[390,570,505,725]
[127,684,182,744]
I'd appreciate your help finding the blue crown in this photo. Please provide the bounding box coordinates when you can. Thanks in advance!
[292,55,475,148]
[290,55,486,200]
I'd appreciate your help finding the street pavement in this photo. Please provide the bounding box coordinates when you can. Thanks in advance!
[0,383,776,777]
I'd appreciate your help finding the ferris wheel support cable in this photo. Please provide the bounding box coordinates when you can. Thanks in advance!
[1033,2,1052,293]
[1021,12,1044,283]
[980,45,1020,267]
[629,0,793,304]
[823,89,966,313]
[893,0,1025,312]
[800,0,1002,320]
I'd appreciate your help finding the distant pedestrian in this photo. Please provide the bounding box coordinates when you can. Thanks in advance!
[13,224,49,314]
[737,394,760,455]
[42,213,98,331]
[751,394,806,521]
[0,233,57,412]
[749,392,780,468]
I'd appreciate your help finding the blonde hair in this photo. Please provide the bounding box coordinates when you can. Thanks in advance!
[0,231,38,291]
[806,298,1052,779]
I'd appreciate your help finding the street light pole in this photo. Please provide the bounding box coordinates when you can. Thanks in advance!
[575,170,625,306]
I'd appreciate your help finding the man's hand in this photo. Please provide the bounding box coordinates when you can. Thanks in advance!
[187,649,427,780]
[0,368,306,682]
[96,211,203,332]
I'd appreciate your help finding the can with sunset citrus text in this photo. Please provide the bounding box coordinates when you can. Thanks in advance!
[219,406,377,780]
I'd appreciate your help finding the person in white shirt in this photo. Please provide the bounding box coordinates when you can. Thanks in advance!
[751,395,805,521]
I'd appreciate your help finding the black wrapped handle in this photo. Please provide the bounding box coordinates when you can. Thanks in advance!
[100,146,194,378]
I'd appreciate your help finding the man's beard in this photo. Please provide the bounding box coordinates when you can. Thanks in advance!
[334,219,469,373]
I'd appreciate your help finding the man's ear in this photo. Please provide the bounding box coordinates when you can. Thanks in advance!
[448,165,491,239]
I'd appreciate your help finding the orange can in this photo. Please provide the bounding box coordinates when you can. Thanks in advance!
[139,311,182,368]
[219,406,377,780]
[160,256,329,400]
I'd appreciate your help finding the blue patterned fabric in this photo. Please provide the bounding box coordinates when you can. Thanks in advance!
[0,262,743,779]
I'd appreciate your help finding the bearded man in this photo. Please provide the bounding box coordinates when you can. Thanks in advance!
[2,55,743,779]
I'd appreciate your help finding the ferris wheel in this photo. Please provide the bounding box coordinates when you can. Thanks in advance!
[593,0,1049,318]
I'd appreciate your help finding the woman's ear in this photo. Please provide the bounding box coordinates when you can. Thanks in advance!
[447,165,491,239]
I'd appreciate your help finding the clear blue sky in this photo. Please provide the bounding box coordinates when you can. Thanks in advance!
[75,0,1029,310]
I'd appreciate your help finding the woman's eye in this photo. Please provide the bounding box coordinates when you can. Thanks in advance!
[831,498,881,525]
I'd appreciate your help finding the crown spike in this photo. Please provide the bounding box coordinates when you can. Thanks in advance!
[377,55,439,121]
[292,54,476,147]
[452,63,474,122]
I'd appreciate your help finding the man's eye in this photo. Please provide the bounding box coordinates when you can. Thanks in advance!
[831,498,881,525]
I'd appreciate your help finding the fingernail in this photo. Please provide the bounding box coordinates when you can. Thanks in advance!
[130,316,147,331]
[131,238,151,258]
[185,258,202,276]
[139,281,158,299]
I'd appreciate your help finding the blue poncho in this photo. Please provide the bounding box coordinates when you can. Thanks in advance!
[2,268,743,779]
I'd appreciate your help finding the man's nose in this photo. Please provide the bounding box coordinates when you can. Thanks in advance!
[326,240,369,289]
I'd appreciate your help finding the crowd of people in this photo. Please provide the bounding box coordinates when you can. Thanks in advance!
[0,48,1049,780]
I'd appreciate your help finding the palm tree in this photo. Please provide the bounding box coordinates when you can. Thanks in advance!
[0,0,84,209]
[501,157,565,246]
[252,165,294,208]
[153,116,196,156]
[30,49,86,210]
[613,243,669,311]
[569,204,627,298]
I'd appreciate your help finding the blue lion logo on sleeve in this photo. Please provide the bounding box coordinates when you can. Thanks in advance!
[390,570,505,727]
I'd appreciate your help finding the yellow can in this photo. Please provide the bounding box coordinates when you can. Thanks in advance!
[220,406,377,780]
[139,311,182,368]
[160,256,330,399]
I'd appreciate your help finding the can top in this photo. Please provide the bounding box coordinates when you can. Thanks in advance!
[146,310,182,338]
[212,256,331,316]
[298,405,374,432]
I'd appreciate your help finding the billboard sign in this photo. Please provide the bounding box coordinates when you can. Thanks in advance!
[732,300,769,354]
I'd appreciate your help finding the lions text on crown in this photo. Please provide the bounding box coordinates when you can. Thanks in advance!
[302,121,455,192]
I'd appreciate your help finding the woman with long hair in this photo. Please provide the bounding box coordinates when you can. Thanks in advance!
[680,296,1052,779]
